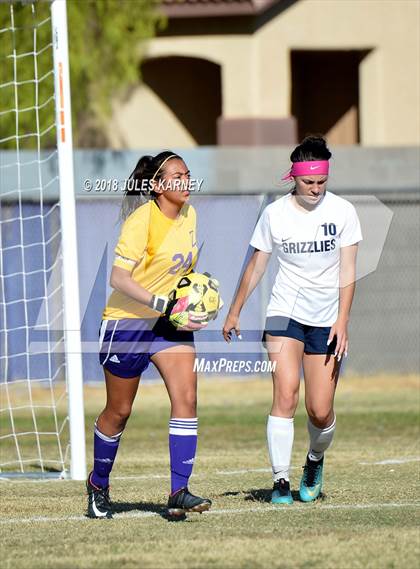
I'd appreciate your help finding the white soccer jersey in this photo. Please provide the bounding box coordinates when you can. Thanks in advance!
[250,191,363,326]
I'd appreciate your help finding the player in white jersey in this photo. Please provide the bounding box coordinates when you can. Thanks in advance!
[223,136,362,504]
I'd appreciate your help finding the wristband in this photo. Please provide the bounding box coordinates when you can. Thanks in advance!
[149,294,168,313]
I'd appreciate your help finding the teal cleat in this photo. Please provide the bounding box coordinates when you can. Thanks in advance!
[271,478,293,505]
[299,455,324,502]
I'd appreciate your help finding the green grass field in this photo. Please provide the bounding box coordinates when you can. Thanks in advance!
[1,374,419,569]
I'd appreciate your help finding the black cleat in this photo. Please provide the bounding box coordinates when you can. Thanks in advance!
[271,478,293,505]
[167,487,212,516]
[86,473,113,519]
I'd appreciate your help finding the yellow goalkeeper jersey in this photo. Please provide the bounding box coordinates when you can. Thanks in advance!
[103,200,198,320]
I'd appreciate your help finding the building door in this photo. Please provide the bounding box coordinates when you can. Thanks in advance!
[291,50,367,145]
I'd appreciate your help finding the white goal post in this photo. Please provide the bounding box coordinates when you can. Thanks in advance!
[0,0,86,480]
[51,0,85,481]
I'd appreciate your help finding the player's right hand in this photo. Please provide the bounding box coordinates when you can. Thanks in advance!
[222,312,242,343]
[178,311,208,332]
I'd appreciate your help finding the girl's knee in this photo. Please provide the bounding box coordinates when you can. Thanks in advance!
[307,408,334,428]
[102,404,132,431]
[272,391,299,416]
[171,392,197,417]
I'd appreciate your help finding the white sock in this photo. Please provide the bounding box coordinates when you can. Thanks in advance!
[307,415,336,461]
[267,415,294,482]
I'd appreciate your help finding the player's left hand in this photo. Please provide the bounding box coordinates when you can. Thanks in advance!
[328,318,348,362]
[222,312,242,343]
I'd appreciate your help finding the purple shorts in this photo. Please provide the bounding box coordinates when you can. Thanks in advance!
[99,317,194,378]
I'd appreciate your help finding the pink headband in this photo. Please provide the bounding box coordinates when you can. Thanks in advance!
[282,160,329,180]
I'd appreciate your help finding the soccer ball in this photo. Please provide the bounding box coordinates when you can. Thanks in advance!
[167,272,223,328]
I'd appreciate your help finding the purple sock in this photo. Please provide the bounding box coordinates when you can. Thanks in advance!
[91,421,123,488]
[169,418,198,494]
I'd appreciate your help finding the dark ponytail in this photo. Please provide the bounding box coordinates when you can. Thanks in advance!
[290,135,332,163]
[120,150,182,220]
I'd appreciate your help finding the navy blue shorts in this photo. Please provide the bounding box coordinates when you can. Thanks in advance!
[99,317,194,378]
[262,316,336,355]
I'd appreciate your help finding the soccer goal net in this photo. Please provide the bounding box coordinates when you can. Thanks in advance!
[0,0,85,479]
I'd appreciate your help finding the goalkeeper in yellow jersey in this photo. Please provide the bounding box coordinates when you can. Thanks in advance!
[86,151,211,519]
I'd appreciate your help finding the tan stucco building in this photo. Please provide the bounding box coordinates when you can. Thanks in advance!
[108,0,420,148]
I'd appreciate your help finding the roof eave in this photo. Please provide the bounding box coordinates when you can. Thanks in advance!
[160,0,280,19]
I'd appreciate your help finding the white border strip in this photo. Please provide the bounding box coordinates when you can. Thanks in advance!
[0,502,419,525]
[359,457,420,465]
[1,457,418,483]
